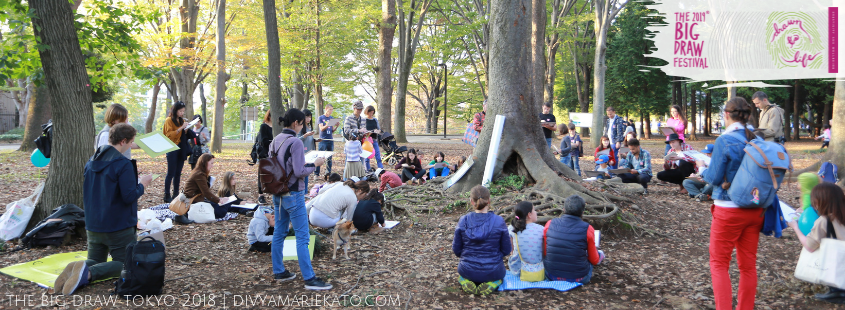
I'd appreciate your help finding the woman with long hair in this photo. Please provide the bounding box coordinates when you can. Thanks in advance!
[162,101,195,203]
[700,97,759,310]
[664,105,687,155]
[394,148,426,184]
[363,105,384,171]
[256,110,274,204]
[183,154,232,219]
[507,201,543,279]
[594,136,617,169]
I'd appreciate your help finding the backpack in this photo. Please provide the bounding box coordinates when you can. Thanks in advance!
[727,137,792,208]
[113,236,166,298]
[20,204,85,247]
[249,128,268,165]
[258,137,295,195]
[34,120,53,158]
[818,161,839,184]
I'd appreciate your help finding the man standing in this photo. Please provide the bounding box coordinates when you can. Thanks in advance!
[603,106,626,168]
[539,102,557,148]
[56,123,152,295]
[317,104,338,175]
[752,91,785,143]
[343,100,368,140]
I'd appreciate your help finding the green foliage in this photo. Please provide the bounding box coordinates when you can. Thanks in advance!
[0,134,22,143]
[489,175,526,196]
[3,127,24,136]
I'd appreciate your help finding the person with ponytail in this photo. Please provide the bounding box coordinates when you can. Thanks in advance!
[267,108,332,290]
[306,179,359,229]
[507,201,544,278]
[700,97,760,310]
[352,186,386,233]
[162,101,196,203]
[543,195,604,284]
[452,185,511,296]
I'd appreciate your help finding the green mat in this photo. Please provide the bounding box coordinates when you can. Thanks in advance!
[281,235,316,260]
[0,251,112,289]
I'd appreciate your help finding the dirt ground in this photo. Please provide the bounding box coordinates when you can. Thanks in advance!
[0,135,841,309]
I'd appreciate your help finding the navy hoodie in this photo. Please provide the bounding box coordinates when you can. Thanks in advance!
[83,145,145,233]
[452,212,512,283]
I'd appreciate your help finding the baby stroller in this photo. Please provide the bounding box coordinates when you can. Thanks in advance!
[379,132,407,167]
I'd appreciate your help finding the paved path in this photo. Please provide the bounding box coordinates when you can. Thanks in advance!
[0,144,20,151]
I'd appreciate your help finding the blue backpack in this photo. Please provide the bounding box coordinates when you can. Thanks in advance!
[727,138,792,208]
[818,161,839,184]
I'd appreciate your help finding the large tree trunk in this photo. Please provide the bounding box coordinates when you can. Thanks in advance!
[212,0,228,153]
[376,0,396,134]
[145,82,161,133]
[313,1,324,116]
[783,81,793,140]
[29,0,95,227]
[18,86,52,152]
[263,0,285,136]
[590,0,625,148]
[172,0,200,118]
[832,80,845,184]
[394,63,411,142]
[292,69,305,110]
[394,0,432,143]
[643,112,651,139]
[531,0,546,107]
[9,78,33,127]
[793,79,801,140]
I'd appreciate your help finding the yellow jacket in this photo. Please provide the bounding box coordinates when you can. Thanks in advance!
[163,118,184,144]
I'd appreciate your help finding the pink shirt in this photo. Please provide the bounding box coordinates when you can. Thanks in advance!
[666,118,685,142]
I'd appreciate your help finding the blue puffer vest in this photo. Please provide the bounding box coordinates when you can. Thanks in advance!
[543,215,590,279]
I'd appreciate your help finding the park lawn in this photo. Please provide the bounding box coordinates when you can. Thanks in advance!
[0,137,833,309]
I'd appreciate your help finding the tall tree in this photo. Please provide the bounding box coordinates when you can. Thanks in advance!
[18,86,52,152]
[145,81,162,133]
[263,0,286,136]
[28,0,95,224]
[212,0,229,153]
[376,0,396,134]
[393,0,434,143]
[589,0,626,147]
[542,0,576,103]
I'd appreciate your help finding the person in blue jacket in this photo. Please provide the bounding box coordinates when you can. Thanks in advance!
[57,123,152,295]
[452,185,512,296]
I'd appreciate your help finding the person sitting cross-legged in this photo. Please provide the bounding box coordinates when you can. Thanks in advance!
[682,144,715,202]
[617,138,653,195]
[543,195,605,284]
[656,133,697,194]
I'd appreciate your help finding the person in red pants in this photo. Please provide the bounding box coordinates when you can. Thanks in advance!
[700,97,761,310]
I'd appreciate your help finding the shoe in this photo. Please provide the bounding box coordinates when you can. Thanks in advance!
[642,189,649,195]
[62,261,89,295]
[696,194,711,202]
[174,215,195,224]
[54,261,83,293]
[459,277,478,295]
[274,270,296,282]
[816,288,845,300]
[304,277,333,290]
[164,193,172,204]
[258,196,268,204]
[477,281,500,296]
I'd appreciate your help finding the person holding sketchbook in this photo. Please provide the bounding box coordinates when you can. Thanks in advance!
[183,154,232,219]
[217,171,257,214]
[683,144,715,202]
[663,105,686,155]
[595,136,616,169]
[343,100,368,141]
[317,104,339,176]
[395,148,426,184]
[618,138,652,195]
[656,133,697,193]
[426,151,451,179]
[364,105,384,170]
[543,195,605,284]
[162,101,196,203]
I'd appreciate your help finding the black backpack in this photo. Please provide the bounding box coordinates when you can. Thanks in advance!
[113,236,166,298]
[21,204,85,247]
[34,120,53,158]
[249,129,267,165]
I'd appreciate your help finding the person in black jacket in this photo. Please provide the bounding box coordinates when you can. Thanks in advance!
[352,187,385,233]
[256,110,273,204]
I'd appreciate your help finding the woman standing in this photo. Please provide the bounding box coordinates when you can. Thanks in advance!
[256,110,274,204]
[183,154,231,219]
[163,101,194,203]
[700,97,759,310]
[268,108,332,290]
[664,105,687,155]
[188,115,210,170]
[363,105,384,171]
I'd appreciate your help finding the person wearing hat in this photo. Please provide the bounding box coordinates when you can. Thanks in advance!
[683,144,715,202]
[656,133,697,192]
[247,206,276,252]
[343,100,368,141]
[594,155,612,180]
[376,168,403,192]
[343,131,367,181]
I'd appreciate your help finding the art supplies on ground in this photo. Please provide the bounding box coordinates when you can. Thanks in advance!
[383,221,400,229]
[304,151,335,163]
[659,127,676,136]
[595,230,601,248]
[135,131,179,157]
[281,235,316,260]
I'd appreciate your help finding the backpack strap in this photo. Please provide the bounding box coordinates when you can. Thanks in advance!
[746,141,780,191]
[514,234,527,264]
[828,218,838,239]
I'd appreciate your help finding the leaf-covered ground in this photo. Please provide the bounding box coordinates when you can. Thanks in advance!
[0,136,839,309]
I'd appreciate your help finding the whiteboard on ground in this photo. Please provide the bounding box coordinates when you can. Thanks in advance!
[482,115,506,188]
[569,113,592,128]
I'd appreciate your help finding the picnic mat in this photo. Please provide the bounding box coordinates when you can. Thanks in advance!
[281,235,316,260]
[0,252,112,289]
[497,273,583,292]
[148,204,239,222]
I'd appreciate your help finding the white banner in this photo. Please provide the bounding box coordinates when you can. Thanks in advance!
[569,113,593,128]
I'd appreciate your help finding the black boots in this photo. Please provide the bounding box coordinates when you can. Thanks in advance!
[164,192,171,204]
[174,215,194,224]
[816,287,845,303]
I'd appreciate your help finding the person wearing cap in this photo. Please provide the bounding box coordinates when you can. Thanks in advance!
[683,144,715,202]
[594,155,612,180]
[539,102,557,148]
[343,100,368,141]
[376,168,403,192]
[317,104,338,176]
[656,133,697,192]
[247,206,276,252]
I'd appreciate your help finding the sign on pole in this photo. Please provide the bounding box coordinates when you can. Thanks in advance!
[569,113,593,128]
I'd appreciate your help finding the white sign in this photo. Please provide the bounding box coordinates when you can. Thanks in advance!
[569,113,593,128]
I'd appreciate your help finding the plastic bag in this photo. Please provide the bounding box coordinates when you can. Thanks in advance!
[0,183,44,241]
[137,209,157,229]
[187,202,216,224]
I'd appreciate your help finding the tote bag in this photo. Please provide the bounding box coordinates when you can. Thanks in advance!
[794,220,845,289]
[514,237,545,282]
[187,202,216,224]
[461,123,478,147]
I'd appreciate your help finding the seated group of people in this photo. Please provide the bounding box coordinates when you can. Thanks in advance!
[452,186,605,295]
[377,149,465,188]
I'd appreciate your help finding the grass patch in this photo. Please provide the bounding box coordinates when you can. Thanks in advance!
[489,175,525,196]
[803,148,827,154]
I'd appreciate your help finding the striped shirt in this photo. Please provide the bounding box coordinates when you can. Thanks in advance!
[343,114,367,140]
[345,140,362,162]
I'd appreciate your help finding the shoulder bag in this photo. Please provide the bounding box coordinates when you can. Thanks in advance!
[514,236,545,282]
[794,219,845,289]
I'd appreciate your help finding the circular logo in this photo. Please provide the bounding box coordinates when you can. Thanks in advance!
[765,12,825,69]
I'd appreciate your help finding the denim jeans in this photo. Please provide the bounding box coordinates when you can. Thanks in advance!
[429,167,450,179]
[560,155,571,167]
[683,178,713,197]
[86,227,136,281]
[364,141,384,170]
[619,173,652,189]
[272,190,315,281]
[545,138,552,148]
[316,141,334,175]
[568,156,581,177]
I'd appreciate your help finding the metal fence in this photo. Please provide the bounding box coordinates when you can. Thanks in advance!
[0,114,17,134]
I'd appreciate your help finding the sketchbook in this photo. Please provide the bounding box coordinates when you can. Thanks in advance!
[304,151,335,163]
[608,168,630,175]
[659,127,676,135]
[584,171,608,178]
[322,119,341,128]
[595,230,601,248]
[135,131,179,157]
[596,149,610,156]
[678,150,711,166]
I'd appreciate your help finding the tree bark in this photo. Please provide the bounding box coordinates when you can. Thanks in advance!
[172,0,200,118]
[793,79,801,140]
[394,0,433,143]
[531,0,546,107]
[9,78,33,127]
[29,0,95,227]
[590,0,626,148]
[377,0,396,134]
[199,83,207,121]
[783,81,793,140]
[263,0,285,136]
[643,112,651,139]
[18,85,52,152]
[832,79,845,184]
[145,82,161,133]
[292,69,305,110]
[212,0,228,153]
[688,84,697,140]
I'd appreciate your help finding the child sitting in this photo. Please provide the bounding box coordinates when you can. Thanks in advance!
[217,171,257,214]
[452,185,511,295]
[247,206,275,252]
[310,173,342,198]
[449,156,467,173]
[426,151,451,179]
[352,189,386,234]
[376,168,403,192]
[343,132,366,181]
[594,155,612,180]
[508,201,544,280]
[543,195,605,284]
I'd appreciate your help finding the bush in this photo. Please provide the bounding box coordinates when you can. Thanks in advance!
[3,127,25,136]
[0,134,22,143]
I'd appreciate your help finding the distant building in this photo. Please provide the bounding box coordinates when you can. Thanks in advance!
[0,92,19,133]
